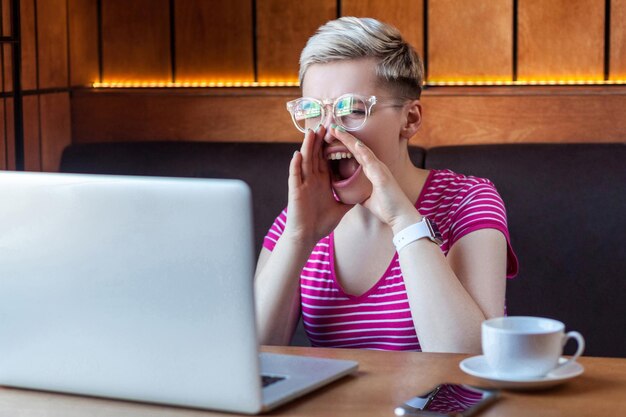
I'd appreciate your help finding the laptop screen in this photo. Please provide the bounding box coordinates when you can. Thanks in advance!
[0,172,264,410]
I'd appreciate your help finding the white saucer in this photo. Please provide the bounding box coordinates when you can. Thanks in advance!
[459,356,584,390]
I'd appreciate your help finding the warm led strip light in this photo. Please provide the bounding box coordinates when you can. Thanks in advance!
[427,79,626,86]
[92,81,300,88]
[91,79,626,88]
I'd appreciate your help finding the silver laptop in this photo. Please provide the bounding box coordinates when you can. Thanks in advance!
[0,171,357,414]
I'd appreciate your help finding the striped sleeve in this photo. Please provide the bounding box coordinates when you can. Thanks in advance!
[449,180,519,278]
[262,208,287,251]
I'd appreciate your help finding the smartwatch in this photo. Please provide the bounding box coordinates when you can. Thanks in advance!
[393,217,443,252]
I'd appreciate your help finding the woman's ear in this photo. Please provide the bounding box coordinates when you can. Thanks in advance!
[400,100,422,140]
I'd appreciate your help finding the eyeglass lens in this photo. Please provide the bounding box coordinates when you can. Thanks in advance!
[291,95,368,132]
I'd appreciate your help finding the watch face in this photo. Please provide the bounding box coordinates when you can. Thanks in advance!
[425,218,444,246]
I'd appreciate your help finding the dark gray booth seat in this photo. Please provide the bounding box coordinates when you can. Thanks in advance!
[425,144,626,358]
[60,142,298,255]
[60,141,625,356]
[60,141,426,254]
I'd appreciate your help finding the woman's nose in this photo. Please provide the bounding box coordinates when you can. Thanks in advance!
[320,108,334,128]
[320,110,336,142]
[321,122,336,143]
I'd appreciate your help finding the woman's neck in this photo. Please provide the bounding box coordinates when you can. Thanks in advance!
[392,149,430,205]
[343,159,429,230]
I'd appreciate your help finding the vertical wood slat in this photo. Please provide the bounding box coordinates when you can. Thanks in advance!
[2,0,10,92]
[5,97,14,170]
[517,0,605,81]
[341,0,425,58]
[68,0,99,86]
[36,0,68,89]
[40,92,70,171]
[428,0,513,82]
[0,0,8,169]
[22,94,40,171]
[0,0,6,169]
[611,0,626,79]
[102,0,171,82]
[2,44,11,93]
[0,99,5,169]
[1,0,10,35]
[20,0,37,90]
[256,0,336,82]
[175,0,253,82]
[1,0,7,168]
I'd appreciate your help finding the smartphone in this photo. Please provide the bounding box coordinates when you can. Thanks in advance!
[394,383,500,416]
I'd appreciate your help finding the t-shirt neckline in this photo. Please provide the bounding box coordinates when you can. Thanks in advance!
[328,169,437,301]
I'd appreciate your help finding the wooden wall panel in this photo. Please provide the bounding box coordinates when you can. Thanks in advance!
[428,0,513,82]
[40,92,71,171]
[20,0,37,90]
[1,0,10,35]
[256,0,335,82]
[102,0,171,82]
[71,90,300,143]
[37,0,69,89]
[341,0,424,57]
[71,88,626,146]
[4,98,14,170]
[611,0,626,79]
[518,0,605,81]
[175,0,253,82]
[2,0,10,93]
[0,99,5,169]
[22,95,41,171]
[68,0,99,86]
[2,44,11,93]
[418,88,626,147]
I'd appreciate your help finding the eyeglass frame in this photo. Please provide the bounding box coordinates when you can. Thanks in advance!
[286,93,402,133]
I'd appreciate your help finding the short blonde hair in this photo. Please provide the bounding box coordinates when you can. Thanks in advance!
[299,17,424,99]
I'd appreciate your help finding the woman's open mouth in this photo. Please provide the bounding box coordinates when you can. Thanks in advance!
[327,151,361,185]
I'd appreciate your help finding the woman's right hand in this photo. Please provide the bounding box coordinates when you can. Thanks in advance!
[283,125,352,246]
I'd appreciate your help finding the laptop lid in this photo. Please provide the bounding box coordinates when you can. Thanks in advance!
[0,172,265,412]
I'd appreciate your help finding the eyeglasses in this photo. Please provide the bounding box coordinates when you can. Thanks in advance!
[286,93,379,133]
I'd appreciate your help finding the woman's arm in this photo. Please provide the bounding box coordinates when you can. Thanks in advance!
[254,125,352,345]
[332,126,508,353]
[254,242,315,346]
[393,222,507,353]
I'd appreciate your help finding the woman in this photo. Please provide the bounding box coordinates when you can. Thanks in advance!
[254,17,518,353]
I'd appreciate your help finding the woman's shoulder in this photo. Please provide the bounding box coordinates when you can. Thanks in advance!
[425,169,496,196]
[418,169,503,219]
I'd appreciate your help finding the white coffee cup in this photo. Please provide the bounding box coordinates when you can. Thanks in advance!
[481,316,585,379]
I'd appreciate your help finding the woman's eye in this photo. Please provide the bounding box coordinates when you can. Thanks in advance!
[338,108,364,115]
[341,109,365,118]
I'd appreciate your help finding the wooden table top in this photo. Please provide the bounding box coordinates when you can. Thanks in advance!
[1,346,625,416]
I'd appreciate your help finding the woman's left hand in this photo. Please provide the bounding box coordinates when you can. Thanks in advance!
[330,125,421,232]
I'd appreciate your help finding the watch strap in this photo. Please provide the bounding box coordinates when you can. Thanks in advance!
[393,218,442,252]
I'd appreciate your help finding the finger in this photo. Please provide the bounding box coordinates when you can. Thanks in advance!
[330,125,380,170]
[300,128,316,177]
[314,125,329,174]
[330,126,392,186]
[288,150,303,190]
[309,125,325,174]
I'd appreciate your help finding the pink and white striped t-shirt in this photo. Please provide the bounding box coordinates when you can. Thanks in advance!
[263,169,518,351]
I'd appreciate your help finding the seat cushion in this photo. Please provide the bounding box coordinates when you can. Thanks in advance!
[61,141,427,254]
[425,143,626,357]
[61,142,298,253]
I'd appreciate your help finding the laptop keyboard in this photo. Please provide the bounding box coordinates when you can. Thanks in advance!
[262,374,286,387]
